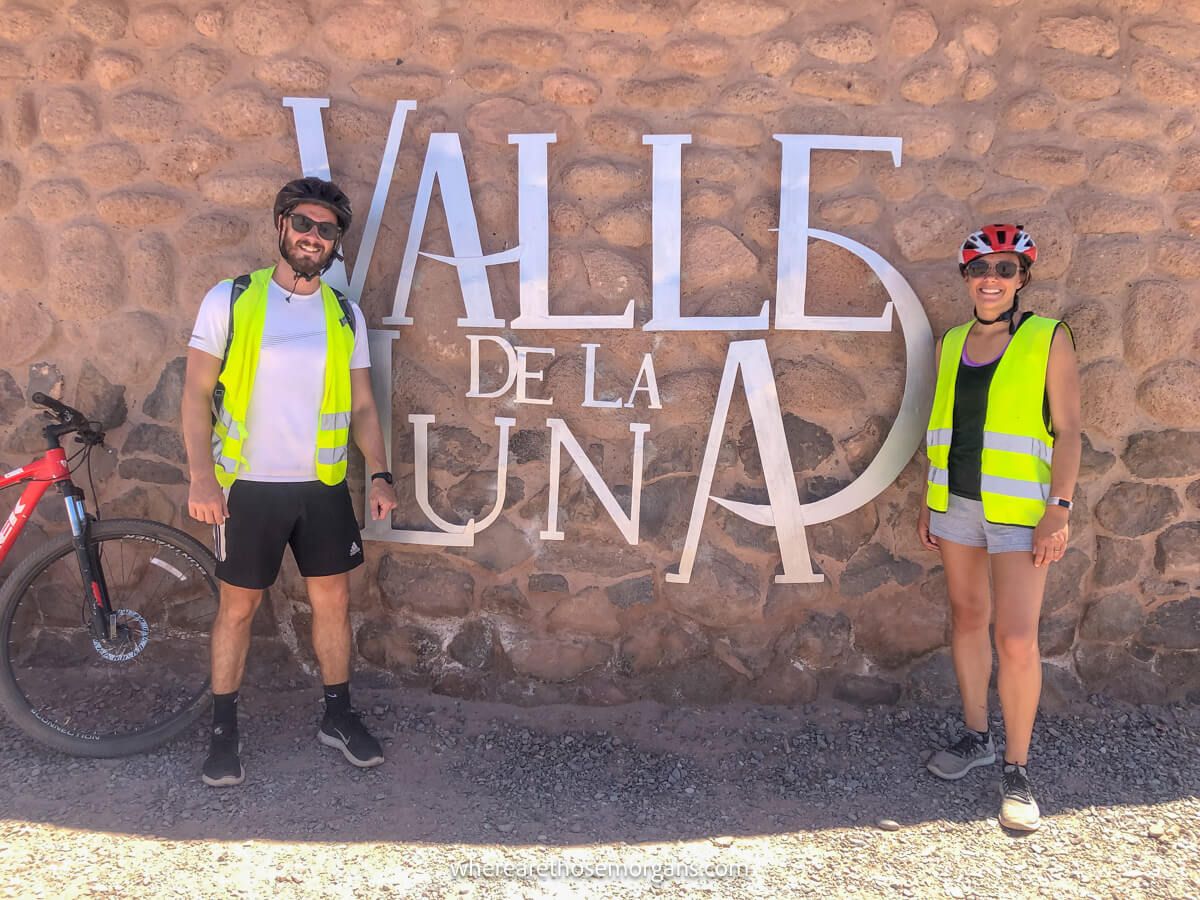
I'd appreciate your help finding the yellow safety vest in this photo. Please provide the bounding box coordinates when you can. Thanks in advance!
[926,315,1067,527]
[211,267,355,488]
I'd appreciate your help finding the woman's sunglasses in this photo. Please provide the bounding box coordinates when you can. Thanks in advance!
[287,212,341,241]
[964,258,1024,279]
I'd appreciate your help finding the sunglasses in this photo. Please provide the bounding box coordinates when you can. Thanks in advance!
[964,258,1024,279]
[287,212,340,241]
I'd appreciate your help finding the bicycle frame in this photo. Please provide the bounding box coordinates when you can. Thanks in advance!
[0,447,115,638]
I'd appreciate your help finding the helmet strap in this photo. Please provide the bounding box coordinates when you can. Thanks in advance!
[974,295,1020,333]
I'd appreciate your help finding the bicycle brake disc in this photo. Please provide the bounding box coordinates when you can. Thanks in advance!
[92,609,150,662]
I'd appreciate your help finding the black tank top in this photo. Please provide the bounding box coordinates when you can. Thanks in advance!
[947,354,999,500]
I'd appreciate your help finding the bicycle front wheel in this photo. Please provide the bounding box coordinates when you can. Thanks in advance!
[0,518,218,757]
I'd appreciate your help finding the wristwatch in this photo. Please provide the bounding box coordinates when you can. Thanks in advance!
[1047,496,1073,510]
[370,471,394,485]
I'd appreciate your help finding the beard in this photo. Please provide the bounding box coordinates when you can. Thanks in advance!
[281,232,334,277]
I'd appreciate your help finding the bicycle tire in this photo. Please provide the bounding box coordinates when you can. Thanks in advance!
[0,518,218,757]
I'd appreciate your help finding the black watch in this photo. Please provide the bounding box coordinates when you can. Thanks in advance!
[370,471,394,485]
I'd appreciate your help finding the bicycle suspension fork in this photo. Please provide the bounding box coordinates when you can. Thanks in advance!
[62,484,114,640]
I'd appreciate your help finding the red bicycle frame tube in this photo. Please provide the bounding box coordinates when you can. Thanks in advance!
[0,448,71,567]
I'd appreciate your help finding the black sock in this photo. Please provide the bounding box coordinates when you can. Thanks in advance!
[324,682,350,718]
[971,727,990,740]
[212,691,238,734]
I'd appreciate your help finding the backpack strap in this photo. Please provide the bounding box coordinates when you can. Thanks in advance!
[220,274,253,375]
[329,285,357,336]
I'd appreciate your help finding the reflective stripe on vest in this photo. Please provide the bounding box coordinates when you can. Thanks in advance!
[211,266,356,488]
[925,315,1064,527]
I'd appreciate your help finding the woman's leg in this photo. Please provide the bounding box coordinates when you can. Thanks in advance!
[990,550,1050,764]
[939,538,993,732]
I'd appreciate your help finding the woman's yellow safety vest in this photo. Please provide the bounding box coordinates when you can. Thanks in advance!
[926,314,1067,527]
[210,267,355,488]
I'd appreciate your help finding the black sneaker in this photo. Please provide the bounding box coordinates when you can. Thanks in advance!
[201,725,244,787]
[999,763,1041,831]
[926,730,996,780]
[318,709,384,768]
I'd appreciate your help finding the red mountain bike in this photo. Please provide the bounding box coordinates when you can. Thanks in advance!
[0,393,218,757]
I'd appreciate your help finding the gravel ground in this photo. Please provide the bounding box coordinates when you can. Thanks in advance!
[0,686,1196,899]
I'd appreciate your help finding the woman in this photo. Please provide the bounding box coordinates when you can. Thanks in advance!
[917,225,1081,832]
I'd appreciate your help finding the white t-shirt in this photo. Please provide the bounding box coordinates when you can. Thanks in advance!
[189,277,371,482]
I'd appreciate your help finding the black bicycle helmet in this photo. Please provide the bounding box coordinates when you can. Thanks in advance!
[273,176,353,231]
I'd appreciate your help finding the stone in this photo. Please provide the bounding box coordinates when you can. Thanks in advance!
[466,98,573,147]
[585,113,648,155]
[1170,147,1200,191]
[781,611,852,669]
[751,655,818,705]
[662,37,732,75]
[996,144,1088,186]
[1073,107,1157,140]
[1002,92,1059,131]
[97,190,185,226]
[541,72,601,106]
[416,25,461,67]
[834,674,900,706]
[0,44,30,78]
[548,588,622,638]
[935,159,986,199]
[1040,662,1086,710]
[738,414,834,479]
[205,88,288,139]
[1074,642,1167,704]
[508,637,610,683]
[86,311,168,388]
[477,28,563,67]
[126,232,175,312]
[906,652,960,706]
[583,41,647,77]
[810,503,878,562]
[753,37,800,76]
[179,213,250,250]
[1079,592,1145,642]
[1137,362,1200,427]
[888,7,938,58]
[1092,144,1168,195]
[1066,236,1147,296]
[73,361,126,429]
[1167,115,1194,141]
[36,37,90,81]
[581,248,648,307]
[356,621,441,674]
[805,24,877,64]
[840,542,922,596]
[962,16,1000,55]
[67,0,128,40]
[1133,55,1200,106]
[1188,480,1200,509]
[76,142,145,188]
[607,575,654,609]
[121,423,185,463]
[1124,430,1200,478]
[817,196,881,226]
[689,114,764,148]
[880,113,955,161]
[1139,595,1200,649]
[619,77,706,109]
[893,203,971,262]
[857,585,948,668]
[27,179,88,221]
[143,357,186,422]
[669,546,762,628]
[687,0,790,37]
[0,371,22,426]
[900,65,958,106]
[1068,196,1161,235]
[110,91,183,143]
[117,458,183,485]
[320,2,412,61]
[50,224,123,321]
[1156,233,1200,278]
[1047,64,1122,101]
[92,50,142,89]
[528,573,568,594]
[1155,526,1200,582]
[1177,199,1200,234]
[574,0,674,35]
[0,295,53,367]
[453,517,532,574]
[594,202,651,248]
[1094,536,1145,588]
[0,219,45,292]
[790,69,884,106]
[378,553,474,617]
[255,57,329,94]
[773,356,866,415]
[106,485,175,524]
[165,45,228,94]
[131,4,187,46]
[447,620,503,670]
[229,0,308,56]
[1157,650,1200,701]
[1039,16,1119,57]
[463,64,520,93]
[1095,482,1181,536]
[976,188,1047,215]
[199,170,284,210]
[536,532,651,578]
[481,581,528,616]
[961,67,997,101]
[38,89,99,147]
[680,224,757,291]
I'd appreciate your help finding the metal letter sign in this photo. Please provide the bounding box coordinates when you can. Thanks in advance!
[285,98,935,583]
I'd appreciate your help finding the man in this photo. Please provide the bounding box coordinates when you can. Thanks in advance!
[182,177,398,787]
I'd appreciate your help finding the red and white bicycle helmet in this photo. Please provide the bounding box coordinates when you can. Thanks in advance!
[958,224,1037,267]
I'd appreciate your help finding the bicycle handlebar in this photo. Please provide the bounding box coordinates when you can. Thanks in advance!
[31,393,104,444]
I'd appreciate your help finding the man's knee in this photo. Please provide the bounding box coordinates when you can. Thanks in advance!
[218,585,263,627]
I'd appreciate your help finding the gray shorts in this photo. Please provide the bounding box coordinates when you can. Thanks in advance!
[929,494,1034,554]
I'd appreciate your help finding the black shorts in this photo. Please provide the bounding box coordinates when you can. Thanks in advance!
[214,480,364,590]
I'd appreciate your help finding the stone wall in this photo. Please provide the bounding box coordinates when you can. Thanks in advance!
[1,0,1198,708]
